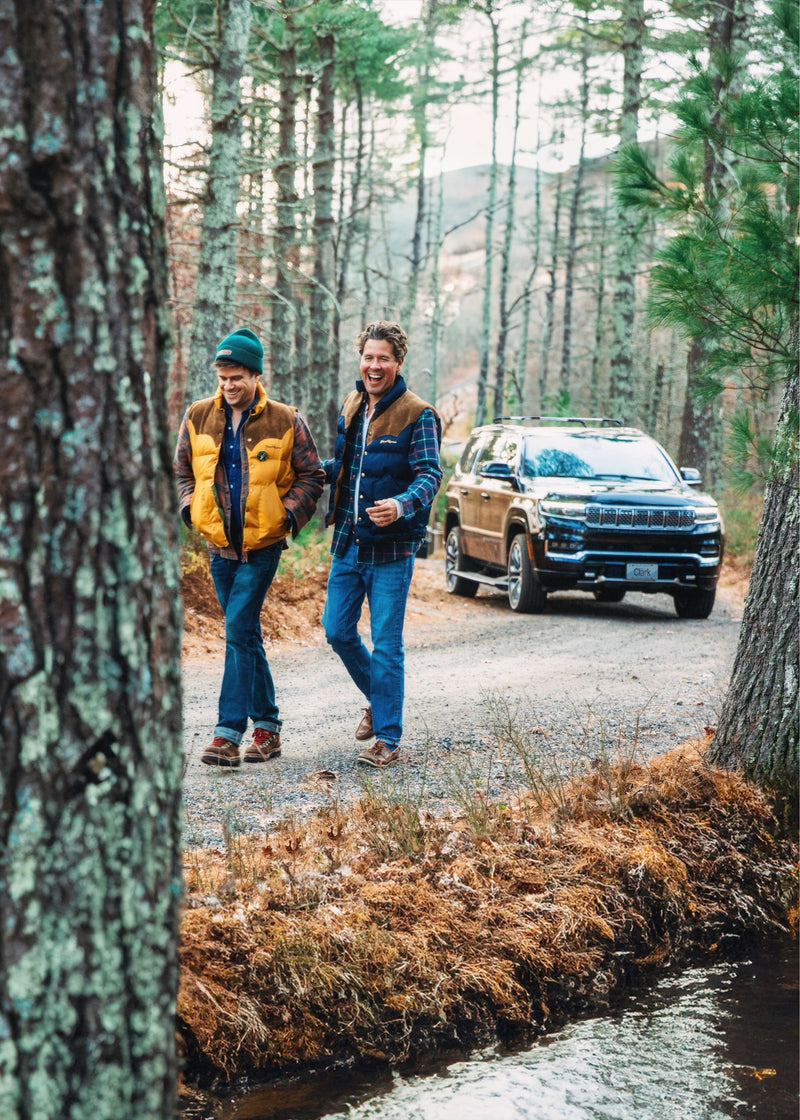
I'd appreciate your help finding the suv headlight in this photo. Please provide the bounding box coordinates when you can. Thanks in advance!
[694,505,720,524]
[539,499,587,520]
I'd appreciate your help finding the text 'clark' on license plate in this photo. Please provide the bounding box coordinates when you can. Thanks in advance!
[626,562,659,580]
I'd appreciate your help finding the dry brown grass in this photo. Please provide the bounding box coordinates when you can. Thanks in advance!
[177,738,797,1082]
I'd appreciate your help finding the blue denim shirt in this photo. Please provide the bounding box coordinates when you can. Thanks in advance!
[221,396,256,553]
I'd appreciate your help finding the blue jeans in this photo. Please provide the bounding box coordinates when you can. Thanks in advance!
[322,538,415,748]
[209,543,283,743]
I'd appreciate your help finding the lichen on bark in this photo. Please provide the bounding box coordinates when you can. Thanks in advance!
[0,2,183,1117]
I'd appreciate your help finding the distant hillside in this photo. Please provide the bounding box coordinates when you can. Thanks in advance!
[385,163,552,257]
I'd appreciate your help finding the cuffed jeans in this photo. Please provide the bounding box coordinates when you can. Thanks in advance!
[322,537,415,748]
[209,543,283,744]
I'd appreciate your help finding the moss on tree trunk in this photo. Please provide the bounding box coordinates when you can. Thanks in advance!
[0,2,183,1116]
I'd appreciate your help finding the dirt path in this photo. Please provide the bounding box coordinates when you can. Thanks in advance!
[181,558,745,847]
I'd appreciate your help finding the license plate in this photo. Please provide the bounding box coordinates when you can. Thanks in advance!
[626,562,658,581]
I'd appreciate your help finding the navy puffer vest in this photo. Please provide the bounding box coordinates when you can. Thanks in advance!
[326,376,440,547]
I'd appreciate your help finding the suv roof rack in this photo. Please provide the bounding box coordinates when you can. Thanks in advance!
[492,415,624,428]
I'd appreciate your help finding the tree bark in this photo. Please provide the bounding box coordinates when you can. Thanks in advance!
[538,170,562,412]
[607,0,644,421]
[678,0,752,488]
[0,2,183,1118]
[559,26,589,399]
[308,31,338,454]
[334,80,366,393]
[428,169,446,405]
[270,16,301,403]
[474,1,500,427]
[401,0,438,328]
[184,0,252,405]
[589,184,609,416]
[710,372,799,826]
[492,22,527,419]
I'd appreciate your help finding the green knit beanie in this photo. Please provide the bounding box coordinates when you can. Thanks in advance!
[215,328,263,374]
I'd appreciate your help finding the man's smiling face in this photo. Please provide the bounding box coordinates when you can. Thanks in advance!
[360,338,402,403]
[217,364,259,411]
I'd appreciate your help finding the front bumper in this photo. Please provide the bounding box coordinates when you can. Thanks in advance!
[534,528,723,593]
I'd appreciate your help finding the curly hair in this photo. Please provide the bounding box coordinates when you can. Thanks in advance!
[354,320,408,363]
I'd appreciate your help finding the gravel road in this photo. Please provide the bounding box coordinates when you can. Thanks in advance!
[181,558,744,848]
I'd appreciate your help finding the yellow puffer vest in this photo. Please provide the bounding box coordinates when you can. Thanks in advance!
[186,384,297,552]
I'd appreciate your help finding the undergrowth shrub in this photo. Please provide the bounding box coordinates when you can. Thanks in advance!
[718,488,763,564]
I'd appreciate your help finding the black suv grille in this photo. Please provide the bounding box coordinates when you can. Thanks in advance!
[585,504,695,530]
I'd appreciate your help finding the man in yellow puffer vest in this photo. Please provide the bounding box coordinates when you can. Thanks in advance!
[174,328,324,768]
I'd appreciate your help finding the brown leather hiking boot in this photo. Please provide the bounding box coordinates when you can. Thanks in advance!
[201,736,241,768]
[356,740,400,768]
[243,727,282,763]
[354,706,374,741]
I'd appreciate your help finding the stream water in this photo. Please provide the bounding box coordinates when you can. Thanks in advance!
[217,939,797,1120]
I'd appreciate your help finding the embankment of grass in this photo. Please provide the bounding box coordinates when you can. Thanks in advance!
[176,738,797,1088]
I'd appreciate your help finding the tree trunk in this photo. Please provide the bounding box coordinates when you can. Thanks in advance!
[678,336,722,479]
[428,169,446,405]
[184,0,252,404]
[515,114,543,414]
[678,0,752,488]
[0,3,183,1118]
[335,82,365,388]
[589,189,609,416]
[607,0,644,421]
[308,32,338,453]
[538,170,562,411]
[359,114,377,325]
[710,372,799,826]
[474,2,500,427]
[270,19,301,403]
[492,22,527,419]
[401,0,437,328]
[559,27,589,399]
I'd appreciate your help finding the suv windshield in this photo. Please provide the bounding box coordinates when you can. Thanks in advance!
[520,431,680,484]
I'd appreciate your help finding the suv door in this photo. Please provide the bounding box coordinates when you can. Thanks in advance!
[476,434,519,567]
[454,432,490,561]
[467,431,518,566]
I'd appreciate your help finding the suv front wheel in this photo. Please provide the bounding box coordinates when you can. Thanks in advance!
[674,588,716,619]
[445,526,479,597]
[507,534,546,613]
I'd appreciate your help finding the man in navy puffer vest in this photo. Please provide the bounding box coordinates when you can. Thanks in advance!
[322,321,442,767]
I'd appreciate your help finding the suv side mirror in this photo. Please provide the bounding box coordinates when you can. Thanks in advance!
[480,460,513,480]
[680,467,702,487]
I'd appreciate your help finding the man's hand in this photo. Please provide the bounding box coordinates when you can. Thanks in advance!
[366,498,400,526]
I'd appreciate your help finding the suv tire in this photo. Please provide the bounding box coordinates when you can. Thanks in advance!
[507,534,546,613]
[445,526,479,598]
[674,588,716,619]
[593,587,626,603]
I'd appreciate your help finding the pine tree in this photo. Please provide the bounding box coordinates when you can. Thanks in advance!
[616,0,799,818]
[183,0,253,404]
[0,2,182,1114]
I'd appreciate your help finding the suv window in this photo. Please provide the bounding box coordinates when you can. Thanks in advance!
[458,433,486,475]
[475,431,518,471]
[521,432,679,484]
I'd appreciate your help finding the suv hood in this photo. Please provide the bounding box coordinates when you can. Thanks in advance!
[523,476,718,508]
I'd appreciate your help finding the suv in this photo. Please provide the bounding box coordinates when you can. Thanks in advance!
[443,417,725,618]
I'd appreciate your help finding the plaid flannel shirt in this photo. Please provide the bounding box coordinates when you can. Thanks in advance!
[327,400,442,565]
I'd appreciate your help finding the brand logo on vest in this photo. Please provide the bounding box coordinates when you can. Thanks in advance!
[257,450,269,461]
